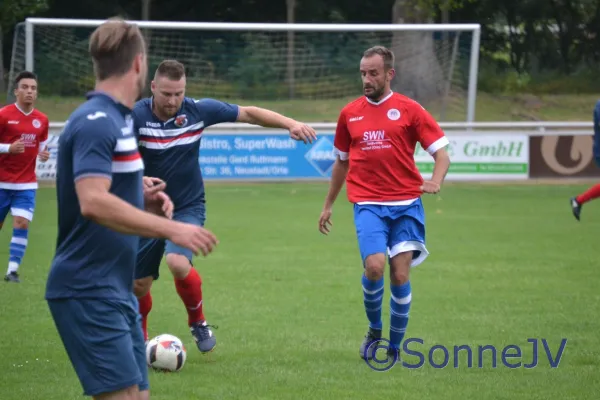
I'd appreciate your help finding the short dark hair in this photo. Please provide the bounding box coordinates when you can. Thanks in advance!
[363,46,395,71]
[89,17,146,81]
[15,71,37,86]
[154,60,186,81]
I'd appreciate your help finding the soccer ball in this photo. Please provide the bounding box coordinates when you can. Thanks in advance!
[145,334,187,372]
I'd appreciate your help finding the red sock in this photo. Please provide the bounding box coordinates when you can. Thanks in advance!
[577,184,600,204]
[138,292,153,341]
[174,267,205,326]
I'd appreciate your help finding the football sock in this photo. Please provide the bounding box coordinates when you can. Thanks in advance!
[390,281,412,350]
[362,273,384,330]
[138,291,153,341]
[576,184,600,204]
[7,228,28,275]
[174,267,205,326]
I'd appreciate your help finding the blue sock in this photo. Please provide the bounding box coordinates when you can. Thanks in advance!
[362,274,384,330]
[390,281,412,350]
[7,228,28,274]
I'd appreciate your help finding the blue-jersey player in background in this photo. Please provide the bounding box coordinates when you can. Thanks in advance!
[570,100,600,220]
[44,19,219,400]
[131,59,318,353]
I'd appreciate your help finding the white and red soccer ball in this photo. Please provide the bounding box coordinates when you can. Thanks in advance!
[145,334,187,372]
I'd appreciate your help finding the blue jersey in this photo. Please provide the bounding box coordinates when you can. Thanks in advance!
[132,97,239,210]
[45,91,145,301]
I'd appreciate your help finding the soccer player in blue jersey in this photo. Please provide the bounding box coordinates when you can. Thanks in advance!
[45,19,219,400]
[131,59,317,353]
[570,100,600,220]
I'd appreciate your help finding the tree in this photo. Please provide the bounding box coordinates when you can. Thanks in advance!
[0,0,48,94]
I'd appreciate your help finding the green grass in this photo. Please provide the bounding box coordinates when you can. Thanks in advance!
[3,92,598,122]
[1,182,599,399]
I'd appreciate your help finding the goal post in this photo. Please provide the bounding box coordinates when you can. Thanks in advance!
[9,18,481,122]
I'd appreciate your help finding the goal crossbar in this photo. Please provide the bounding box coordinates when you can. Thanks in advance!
[20,18,481,122]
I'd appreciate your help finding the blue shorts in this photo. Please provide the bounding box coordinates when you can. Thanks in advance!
[353,199,429,267]
[0,189,36,222]
[135,204,206,280]
[47,294,149,397]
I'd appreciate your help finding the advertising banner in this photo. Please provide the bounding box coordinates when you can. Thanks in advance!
[37,132,529,182]
[529,135,600,178]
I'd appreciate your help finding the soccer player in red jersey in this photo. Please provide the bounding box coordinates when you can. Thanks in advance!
[318,46,451,361]
[0,71,50,283]
[570,100,600,221]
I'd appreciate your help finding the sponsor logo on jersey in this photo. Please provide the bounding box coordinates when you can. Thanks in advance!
[305,137,336,176]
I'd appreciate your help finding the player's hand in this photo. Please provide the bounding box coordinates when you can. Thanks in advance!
[143,176,166,196]
[170,224,219,257]
[318,207,333,235]
[9,140,25,154]
[420,180,441,194]
[38,147,50,162]
[146,191,174,219]
[289,122,317,144]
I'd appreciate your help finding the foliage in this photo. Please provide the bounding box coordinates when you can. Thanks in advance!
[0,0,49,33]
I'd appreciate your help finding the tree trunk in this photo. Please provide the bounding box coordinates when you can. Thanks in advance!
[391,0,444,107]
[286,0,296,99]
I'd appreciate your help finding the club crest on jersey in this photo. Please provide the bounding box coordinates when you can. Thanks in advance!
[174,114,188,127]
[32,119,41,128]
[387,108,401,121]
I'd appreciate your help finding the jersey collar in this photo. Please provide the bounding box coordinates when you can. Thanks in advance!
[365,90,393,106]
[86,90,132,114]
[148,96,185,123]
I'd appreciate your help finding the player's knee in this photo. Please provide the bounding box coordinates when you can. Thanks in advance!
[134,277,153,298]
[165,253,192,279]
[94,384,139,400]
[13,216,29,230]
[390,252,412,284]
[364,253,386,280]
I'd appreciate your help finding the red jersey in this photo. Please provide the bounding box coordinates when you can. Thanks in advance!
[0,104,49,190]
[333,92,448,204]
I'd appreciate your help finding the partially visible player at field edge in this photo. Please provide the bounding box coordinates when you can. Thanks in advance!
[318,46,451,361]
[132,59,317,354]
[0,71,50,283]
[44,18,218,400]
[570,99,600,221]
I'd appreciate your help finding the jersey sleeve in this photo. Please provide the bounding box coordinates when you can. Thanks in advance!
[0,110,8,153]
[71,114,117,182]
[412,103,449,155]
[333,109,351,161]
[194,98,240,126]
[39,117,50,150]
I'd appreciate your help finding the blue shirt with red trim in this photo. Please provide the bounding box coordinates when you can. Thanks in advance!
[45,91,144,300]
[132,97,239,210]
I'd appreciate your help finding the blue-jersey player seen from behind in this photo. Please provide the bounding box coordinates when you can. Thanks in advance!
[132,59,318,353]
[45,19,219,400]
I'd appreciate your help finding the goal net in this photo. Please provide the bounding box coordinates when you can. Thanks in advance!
[8,19,480,122]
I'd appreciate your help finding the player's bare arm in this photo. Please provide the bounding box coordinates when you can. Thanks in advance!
[420,147,451,194]
[236,106,317,144]
[319,157,350,235]
[75,176,217,256]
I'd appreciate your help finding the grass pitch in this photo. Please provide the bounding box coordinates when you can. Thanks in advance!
[1,182,599,399]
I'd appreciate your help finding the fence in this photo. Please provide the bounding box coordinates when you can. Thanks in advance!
[39,121,598,182]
